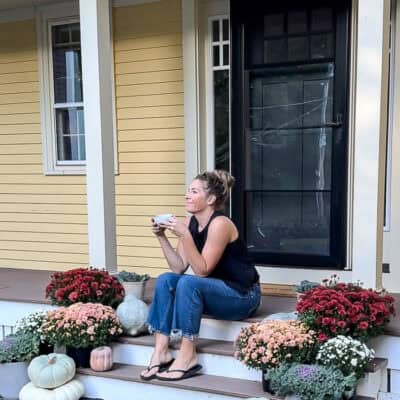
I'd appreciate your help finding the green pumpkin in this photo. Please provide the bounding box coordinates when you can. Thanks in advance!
[19,379,84,400]
[28,353,76,389]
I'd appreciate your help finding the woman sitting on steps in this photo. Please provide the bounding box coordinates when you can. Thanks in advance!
[140,170,261,381]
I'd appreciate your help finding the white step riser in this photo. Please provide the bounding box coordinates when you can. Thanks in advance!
[111,343,260,381]
[199,318,251,341]
[77,375,244,400]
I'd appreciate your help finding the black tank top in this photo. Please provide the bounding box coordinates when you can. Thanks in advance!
[188,211,259,294]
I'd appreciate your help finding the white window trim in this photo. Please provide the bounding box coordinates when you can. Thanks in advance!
[37,1,118,175]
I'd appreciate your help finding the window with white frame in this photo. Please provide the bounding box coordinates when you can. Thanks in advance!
[210,17,230,172]
[51,22,85,164]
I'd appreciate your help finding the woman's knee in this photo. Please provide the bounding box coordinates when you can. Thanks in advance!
[155,272,181,292]
[175,274,203,295]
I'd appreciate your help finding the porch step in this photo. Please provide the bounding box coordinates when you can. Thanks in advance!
[111,335,259,380]
[76,363,275,400]
[111,334,387,382]
[76,364,375,400]
[116,334,236,356]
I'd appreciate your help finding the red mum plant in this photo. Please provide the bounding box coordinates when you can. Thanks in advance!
[296,279,395,342]
[45,267,124,308]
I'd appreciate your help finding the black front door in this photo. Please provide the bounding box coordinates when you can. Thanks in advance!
[231,0,351,268]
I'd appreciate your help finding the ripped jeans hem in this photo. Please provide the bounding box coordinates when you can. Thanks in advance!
[147,324,198,341]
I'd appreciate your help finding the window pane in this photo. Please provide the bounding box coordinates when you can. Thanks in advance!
[288,10,308,34]
[223,19,229,41]
[223,44,229,66]
[288,36,309,61]
[212,20,219,42]
[70,23,80,42]
[264,38,287,63]
[264,13,285,37]
[311,8,333,32]
[214,70,229,172]
[55,107,85,161]
[245,191,330,255]
[213,45,220,67]
[53,24,70,44]
[311,33,333,59]
[53,47,82,103]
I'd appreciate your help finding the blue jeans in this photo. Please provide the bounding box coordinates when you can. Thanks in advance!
[146,272,261,340]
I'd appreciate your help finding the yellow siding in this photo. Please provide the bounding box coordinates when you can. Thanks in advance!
[0,19,88,271]
[114,0,185,276]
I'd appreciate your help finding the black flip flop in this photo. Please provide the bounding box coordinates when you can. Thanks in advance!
[140,358,175,381]
[156,364,203,381]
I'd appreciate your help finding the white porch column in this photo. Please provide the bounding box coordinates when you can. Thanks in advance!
[182,0,200,187]
[80,0,117,273]
[352,0,388,288]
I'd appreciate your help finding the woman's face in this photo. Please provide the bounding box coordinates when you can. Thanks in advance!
[185,179,212,213]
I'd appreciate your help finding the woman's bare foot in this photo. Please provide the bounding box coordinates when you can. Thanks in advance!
[140,350,174,380]
[156,338,200,380]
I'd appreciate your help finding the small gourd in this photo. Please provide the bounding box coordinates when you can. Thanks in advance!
[116,294,149,336]
[28,353,75,389]
[90,346,113,371]
[19,379,84,400]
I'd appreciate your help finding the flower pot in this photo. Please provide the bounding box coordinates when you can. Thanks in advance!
[122,281,146,299]
[0,361,29,398]
[66,346,93,368]
[38,340,54,355]
[262,370,275,394]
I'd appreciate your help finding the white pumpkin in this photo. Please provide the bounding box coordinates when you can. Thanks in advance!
[116,294,149,336]
[19,379,84,400]
[28,353,75,389]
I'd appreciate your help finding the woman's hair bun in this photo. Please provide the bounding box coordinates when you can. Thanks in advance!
[195,170,235,209]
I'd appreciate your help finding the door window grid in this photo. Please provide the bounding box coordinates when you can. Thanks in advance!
[50,22,85,164]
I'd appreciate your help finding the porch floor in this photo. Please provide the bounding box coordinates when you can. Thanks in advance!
[0,267,399,335]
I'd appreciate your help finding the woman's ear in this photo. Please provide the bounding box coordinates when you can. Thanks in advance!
[207,194,216,206]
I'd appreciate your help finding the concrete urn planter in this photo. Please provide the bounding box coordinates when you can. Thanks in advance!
[0,361,29,398]
[122,281,146,300]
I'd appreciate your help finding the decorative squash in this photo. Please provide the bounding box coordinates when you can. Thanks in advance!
[19,379,84,400]
[116,294,149,336]
[28,353,75,389]
[90,346,113,371]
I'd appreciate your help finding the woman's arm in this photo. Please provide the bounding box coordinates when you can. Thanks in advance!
[168,217,234,277]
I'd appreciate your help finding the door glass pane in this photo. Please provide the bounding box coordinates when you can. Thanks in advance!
[264,39,287,64]
[311,34,334,59]
[311,8,333,32]
[288,36,309,61]
[245,191,330,255]
[288,10,307,34]
[246,62,334,255]
[264,13,285,36]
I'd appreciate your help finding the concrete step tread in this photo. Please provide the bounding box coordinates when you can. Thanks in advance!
[116,334,235,357]
[115,334,387,373]
[77,363,375,400]
[77,362,276,399]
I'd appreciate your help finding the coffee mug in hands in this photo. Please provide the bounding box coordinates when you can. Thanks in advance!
[153,214,174,225]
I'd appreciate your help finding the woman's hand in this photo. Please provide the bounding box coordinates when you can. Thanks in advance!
[151,218,166,237]
[162,217,190,238]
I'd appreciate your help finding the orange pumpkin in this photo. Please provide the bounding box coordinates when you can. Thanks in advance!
[89,346,113,372]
